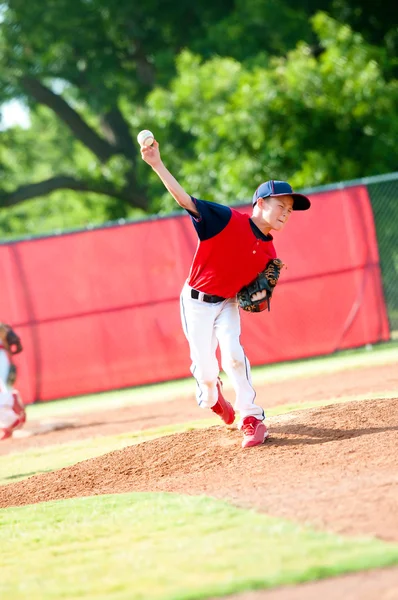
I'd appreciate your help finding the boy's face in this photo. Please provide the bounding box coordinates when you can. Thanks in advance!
[258,195,294,230]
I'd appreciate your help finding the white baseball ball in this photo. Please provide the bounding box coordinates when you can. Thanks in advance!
[137,129,154,147]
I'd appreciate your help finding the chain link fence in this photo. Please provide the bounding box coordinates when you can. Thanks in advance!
[367,174,398,333]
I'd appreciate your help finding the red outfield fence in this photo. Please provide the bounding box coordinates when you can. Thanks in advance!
[0,184,390,404]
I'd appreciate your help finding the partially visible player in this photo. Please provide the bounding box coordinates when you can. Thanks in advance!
[0,323,26,440]
[140,138,310,448]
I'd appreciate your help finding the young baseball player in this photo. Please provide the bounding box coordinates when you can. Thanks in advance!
[140,139,310,448]
[0,323,26,440]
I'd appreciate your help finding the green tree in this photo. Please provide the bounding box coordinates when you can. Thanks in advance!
[147,13,398,205]
[0,0,238,215]
[0,0,396,235]
[0,107,129,239]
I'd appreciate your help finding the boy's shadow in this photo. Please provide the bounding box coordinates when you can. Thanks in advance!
[267,423,398,447]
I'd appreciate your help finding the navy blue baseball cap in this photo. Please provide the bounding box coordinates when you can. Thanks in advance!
[252,180,311,210]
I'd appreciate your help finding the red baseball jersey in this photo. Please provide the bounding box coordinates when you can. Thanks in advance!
[186,198,277,298]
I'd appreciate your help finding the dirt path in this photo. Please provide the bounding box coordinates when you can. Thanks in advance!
[1,363,395,453]
[212,567,398,599]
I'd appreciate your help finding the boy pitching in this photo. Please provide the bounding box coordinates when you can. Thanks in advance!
[141,140,310,448]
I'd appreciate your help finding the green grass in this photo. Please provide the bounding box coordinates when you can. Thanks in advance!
[25,340,398,420]
[1,493,397,600]
[2,392,395,487]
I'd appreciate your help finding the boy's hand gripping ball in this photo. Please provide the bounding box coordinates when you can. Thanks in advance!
[137,130,154,147]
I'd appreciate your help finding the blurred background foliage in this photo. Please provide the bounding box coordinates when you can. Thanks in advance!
[0,0,397,238]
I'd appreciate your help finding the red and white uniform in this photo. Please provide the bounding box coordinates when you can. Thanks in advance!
[180,198,276,421]
[0,343,26,439]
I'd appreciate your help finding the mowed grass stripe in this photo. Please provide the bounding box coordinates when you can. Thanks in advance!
[1,493,398,600]
[1,393,395,486]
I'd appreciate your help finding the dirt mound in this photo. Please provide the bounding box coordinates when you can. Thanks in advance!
[1,398,397,542]
[1,362,395,454]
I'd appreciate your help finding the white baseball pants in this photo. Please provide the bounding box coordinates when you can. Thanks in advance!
[0,350,18,429]
[180,282,264,421]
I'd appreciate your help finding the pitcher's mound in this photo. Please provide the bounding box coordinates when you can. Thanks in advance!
[1,398,397,541]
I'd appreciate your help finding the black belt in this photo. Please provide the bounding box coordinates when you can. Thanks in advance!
[191,289,226,303]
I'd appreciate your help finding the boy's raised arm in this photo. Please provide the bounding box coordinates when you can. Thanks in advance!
[140,140,199,215]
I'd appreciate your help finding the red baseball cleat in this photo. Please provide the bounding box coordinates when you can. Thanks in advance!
[0,428,13,441]
[211,379,235,425]
[241,416,269,448]
[0,391,26,441]
[11,391,26,428]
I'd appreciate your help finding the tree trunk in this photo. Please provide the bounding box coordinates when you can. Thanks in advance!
[21,76,117,162]
[0,175,148,210]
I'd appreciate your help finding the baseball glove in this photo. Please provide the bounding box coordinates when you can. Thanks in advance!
[0,323,23,355]
[7,363,17,386]
[237,258,284,313]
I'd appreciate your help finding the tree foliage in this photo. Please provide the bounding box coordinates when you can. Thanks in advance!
[1,0,236,218]
[0,0,396,237]
[147,13,397,204]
